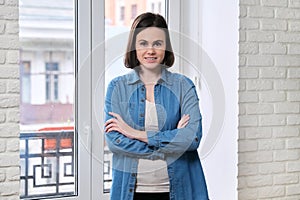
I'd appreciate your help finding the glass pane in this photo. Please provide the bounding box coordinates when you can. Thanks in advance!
[104,0,166,193]
[19,0,76,198]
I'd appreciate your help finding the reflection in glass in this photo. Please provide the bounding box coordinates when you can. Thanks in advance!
[19,0,76,198]
[104,0,166,193]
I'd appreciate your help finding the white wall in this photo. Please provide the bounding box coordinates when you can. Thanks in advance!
[200,1,238,200]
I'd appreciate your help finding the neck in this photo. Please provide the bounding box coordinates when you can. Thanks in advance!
[138,66,162,85]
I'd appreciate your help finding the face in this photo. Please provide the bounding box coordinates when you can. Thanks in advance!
[135,27,166,70]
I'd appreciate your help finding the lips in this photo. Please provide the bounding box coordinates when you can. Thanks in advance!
[144,57,157,63]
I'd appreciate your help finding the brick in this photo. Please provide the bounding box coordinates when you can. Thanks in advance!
[0,50,5,64]
[247,55,274,66]
[0,169,5,182]
[275,102,300,113]
[288,91,300,101]
[258,186,285,198]
[0,21,4,34]
[0,124,19,137]
[238,188,258,200]
[0,111,5,123]
[260,68,286,78]
[274,80,300,90]
[239,164,259,176]
[240,6,247,17]
[276,32,300,43]
[273,127,299,137]
[260,91,286,102]
[261,19,287,31]
[248,31,275,42]
[0,181,19,196]
[289,0,300,8]
[5,21,18,34]
[287,161,300,172]
[239,80,246,91]
[287,138,300,149]
[258,139,285,150]
[238,140,258,152]
[7,109,19,123]
[239,43,259,54]
[239,104,246,115]
[275,55,300,67]
[288,68,300,78]
[5,0,18,6]
[0,0,4,5]
[287,115,300,125]
[259,115,286,126]
[0,81,6,94]
[240,67,259,78]
[262,0,288,7]
[287,185,300,195]
[246,80,273,91]
[276,8,300,19]
[274,174,299,185]
[240,0,260,5]
[240,31,246,42]
[248,6,274,18]
[274,150,299,161]
[6,50,19,64]
[259,162,285,174]
[0,95,19,108]
[260,43,287,54]
[247,175,273,187]
[288,44,300,54]
[0,140,6,152]
[6,139,18,152]
[0,7,18,20]
[0,66,19,79]
[246,103,273,114]
[239,151,273,163]
[7,80,19,93]
[0,36,18,49]
[6,167,19,181]
[243,127,272,139]
[289,21,300,31]
[239,55,247,66]
[239,92,259,102]
[0,154,19,167]
[239,115,258,126]
[240,19,259,30]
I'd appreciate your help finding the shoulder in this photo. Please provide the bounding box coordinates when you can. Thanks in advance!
[166,70,195,87]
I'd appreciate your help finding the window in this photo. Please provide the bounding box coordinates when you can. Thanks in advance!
[120,6,125,21]
[45,62,59,102]
[19,0,77,199]
[131,4,137,19]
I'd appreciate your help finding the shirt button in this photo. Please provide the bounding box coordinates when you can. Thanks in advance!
[131,173,136,177]
[129,188,133,192]
[140,113,144,117]
[141,87,145,91]
[195,137,199,142]
[141,99,145,102]
[116,139,121,144]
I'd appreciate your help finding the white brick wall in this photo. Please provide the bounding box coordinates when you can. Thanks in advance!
[0,1,20,199]
[239,0,300,199]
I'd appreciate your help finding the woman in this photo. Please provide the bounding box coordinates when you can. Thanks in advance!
[104,12,209,200]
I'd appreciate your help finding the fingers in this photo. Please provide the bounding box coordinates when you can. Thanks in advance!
[177,114,190,129]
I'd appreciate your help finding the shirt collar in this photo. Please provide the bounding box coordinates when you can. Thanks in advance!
[127,67,173,85]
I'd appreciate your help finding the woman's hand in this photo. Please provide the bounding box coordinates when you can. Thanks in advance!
[105,112,148,143]
[177,114,190,129]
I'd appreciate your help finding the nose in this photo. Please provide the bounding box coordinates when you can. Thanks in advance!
[146,47,155,54]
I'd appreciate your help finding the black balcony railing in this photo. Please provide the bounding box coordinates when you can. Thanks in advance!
[20,131,76,199]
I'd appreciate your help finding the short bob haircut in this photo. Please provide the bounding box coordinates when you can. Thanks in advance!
[124,12,175,69]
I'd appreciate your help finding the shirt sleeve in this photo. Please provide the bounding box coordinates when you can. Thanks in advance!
[104,79,164,160]
[147,79,202,154]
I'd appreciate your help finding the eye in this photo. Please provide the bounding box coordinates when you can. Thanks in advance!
[153,41,162,47]
[139,41,148,47]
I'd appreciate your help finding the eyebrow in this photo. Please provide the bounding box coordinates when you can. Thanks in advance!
[137,39,164,43]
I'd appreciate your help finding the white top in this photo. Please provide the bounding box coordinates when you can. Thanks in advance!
[135,100,169,193]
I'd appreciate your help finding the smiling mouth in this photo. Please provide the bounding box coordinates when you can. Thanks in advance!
[145,57,157,61]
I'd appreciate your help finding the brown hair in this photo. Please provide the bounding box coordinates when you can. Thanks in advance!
[124,12,175,68]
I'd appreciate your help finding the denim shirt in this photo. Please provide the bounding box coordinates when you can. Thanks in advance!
[104,68,209,200]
